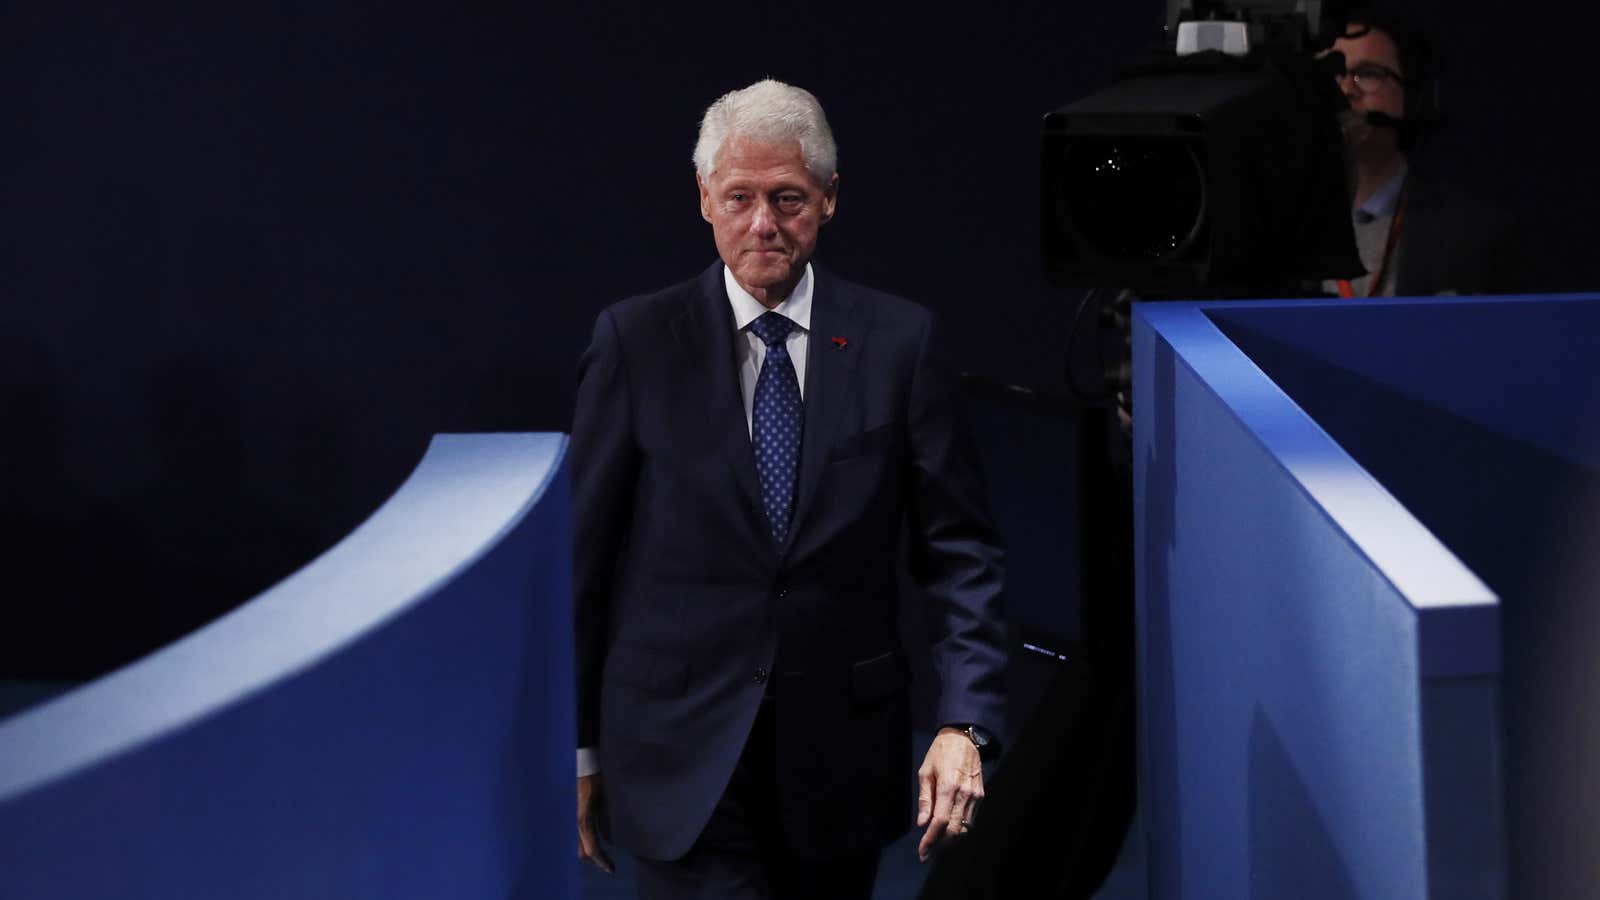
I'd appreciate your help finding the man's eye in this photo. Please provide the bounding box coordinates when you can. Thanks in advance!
[776,194,804,208]
[729,192,748,202]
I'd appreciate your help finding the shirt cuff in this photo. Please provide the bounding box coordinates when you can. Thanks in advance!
[577,746,600,778]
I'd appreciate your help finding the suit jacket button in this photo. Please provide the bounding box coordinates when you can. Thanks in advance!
[754,667,769,685]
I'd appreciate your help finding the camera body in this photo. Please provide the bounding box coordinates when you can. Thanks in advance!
[1043,0,1364,296]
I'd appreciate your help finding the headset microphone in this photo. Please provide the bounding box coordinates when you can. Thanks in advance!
[1364,108,1432,150]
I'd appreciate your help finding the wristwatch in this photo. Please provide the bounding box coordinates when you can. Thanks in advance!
[959,723,995,760]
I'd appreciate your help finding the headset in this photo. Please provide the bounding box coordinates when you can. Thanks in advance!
[1323,9,1441,149]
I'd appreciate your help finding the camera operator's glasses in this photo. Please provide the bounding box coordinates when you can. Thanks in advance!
[1340,63,1405,93]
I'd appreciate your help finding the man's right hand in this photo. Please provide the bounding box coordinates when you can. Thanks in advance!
[577,773,614,873]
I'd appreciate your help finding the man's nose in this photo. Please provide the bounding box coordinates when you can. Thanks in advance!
[1335,73,1360,103]
[749,198,779,237]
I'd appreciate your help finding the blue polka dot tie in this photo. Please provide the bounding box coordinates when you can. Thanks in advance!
[748,312,803,543]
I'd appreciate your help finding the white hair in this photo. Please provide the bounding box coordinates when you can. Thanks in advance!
[693,79,838,184]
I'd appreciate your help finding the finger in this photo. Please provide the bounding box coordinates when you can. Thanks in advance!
[922,797,964,849]
[581,850,616,875]
[936,781,964,832]
[960,777,983,823]
[945,791,965,835]
[915,766,935,827]
[580,838,615,874]
[918,782,965,860]
[958,792,979,833]
[578,821,615,874]
[937,783,976,846]
[918,815,948,861]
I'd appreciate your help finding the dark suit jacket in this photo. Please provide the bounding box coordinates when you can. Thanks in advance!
[1393,171,1529,296]
[571,261,1006,862]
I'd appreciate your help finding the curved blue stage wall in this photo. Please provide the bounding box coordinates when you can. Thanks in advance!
[0,433,572,900]
[1133,302,1505,899]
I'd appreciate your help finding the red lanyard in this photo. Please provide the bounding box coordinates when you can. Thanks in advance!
[1337,179,1409,299]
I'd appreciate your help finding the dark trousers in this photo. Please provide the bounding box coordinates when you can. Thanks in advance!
[634,700,881,900]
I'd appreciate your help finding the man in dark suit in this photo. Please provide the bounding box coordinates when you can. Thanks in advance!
[570,79,1006,899]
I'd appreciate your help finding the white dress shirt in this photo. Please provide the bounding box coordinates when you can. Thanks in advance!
[576,263,816,779]
[727,263,812,430]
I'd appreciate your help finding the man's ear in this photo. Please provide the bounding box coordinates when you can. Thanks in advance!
[820,173,839,224]
[697,174,713,223]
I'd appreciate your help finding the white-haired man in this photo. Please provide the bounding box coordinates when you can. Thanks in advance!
[570,79,1007,899]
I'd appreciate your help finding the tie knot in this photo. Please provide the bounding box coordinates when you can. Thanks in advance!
[748,312,796,348]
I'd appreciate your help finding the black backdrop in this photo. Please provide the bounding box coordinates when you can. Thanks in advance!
[3,2,1596,679]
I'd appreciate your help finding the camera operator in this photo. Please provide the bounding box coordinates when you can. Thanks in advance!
[1319,10,1525,297]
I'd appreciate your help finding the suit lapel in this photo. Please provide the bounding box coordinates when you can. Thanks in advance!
[787,266,862,550]
[672,263,771,549]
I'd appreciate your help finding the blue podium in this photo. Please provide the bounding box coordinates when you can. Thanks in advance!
[0,433,573,899]
[1133,294,1600,899]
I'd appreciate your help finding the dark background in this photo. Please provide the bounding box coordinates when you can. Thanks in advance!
[2,1,1594,680]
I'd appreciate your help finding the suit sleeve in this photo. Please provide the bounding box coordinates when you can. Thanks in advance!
[904,311,1008,741]
[571,307,638,749]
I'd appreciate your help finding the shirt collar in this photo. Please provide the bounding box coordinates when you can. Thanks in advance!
[1356,166,1409,224]
[724,263,813,333]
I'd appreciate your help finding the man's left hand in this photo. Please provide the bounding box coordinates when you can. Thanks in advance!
[915,726,985,861]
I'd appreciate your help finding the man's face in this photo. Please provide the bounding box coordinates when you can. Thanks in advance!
[1326,28,1407,165]
[698,137,837,305]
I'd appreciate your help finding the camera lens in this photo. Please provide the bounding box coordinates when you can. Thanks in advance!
[1058,138,1206,261]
